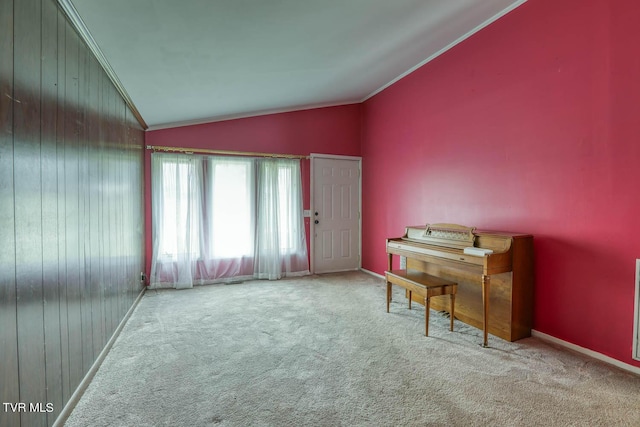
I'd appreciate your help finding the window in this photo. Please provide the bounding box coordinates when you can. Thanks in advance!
[150,153,309,288]
[157,157,201,260]
[209,158,254,258]
[277,162,304,253]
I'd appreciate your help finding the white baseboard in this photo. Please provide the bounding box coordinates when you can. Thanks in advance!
[532,330,640,376]
[357,267,640,376]
[360,268,384,280]
[53,286,147,427]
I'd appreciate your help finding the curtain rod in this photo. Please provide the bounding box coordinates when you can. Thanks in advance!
[146,145,309,160]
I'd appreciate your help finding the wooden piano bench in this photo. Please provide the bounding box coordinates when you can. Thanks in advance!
[385,269,457,337]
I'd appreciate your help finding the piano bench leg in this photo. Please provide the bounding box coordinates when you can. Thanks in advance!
[450,293,455,332]
[386,281,391,313]
[408,291,412,310]
[425,296,430,336]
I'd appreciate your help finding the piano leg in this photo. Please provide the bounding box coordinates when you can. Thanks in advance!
[425,296,430,336]
[482,274,490,347]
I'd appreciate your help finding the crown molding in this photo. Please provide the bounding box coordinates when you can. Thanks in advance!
[146,100,360,131]
[56,0,148,130]
[362,0,529,102]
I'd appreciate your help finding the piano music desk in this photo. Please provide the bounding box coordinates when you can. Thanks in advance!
[385,269,457,336]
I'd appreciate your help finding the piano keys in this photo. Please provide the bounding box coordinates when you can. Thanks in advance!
[386,223,534,346]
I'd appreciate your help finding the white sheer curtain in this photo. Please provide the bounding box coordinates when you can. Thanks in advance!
[150,153,309,289]
[150,153,205,289]
[254,159,308,279]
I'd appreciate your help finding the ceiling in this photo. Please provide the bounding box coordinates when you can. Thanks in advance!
[68,0,526,130]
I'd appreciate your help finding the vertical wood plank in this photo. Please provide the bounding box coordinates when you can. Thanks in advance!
[111,86,120,330]
[97,69,108,350]
[77,34,94,375]
[126,111,137,305]
[127,115,135,304]
[112,93,121,322]
[41,0,63,423]
[108,84,118,334]
[102,78,113,338]
[117,97,126,319]
[13,0,47,425]
[64,22,83,393]
[55,7,71,404]
[88,54,105,358]
[0,0,20,425]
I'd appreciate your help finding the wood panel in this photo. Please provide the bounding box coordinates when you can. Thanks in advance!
[97,70,109,350]
[407,259,515,339]
[14,0,48,425]
[64,20,84,394]
[88,53,105,360]
[56,5,71,404]
[101,71,114,340]
[115,92,126,322]
[41,0,63,424]
[78,30,94,376]
[0,0,20,425]
[106,81,117,336]
[2,1,146,425]
[511,235,535,341]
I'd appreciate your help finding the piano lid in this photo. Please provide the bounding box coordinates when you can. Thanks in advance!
[403,223,476,250]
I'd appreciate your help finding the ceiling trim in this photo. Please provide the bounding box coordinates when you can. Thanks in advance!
[146,100,361,132]
[56,0,148,130]
[361,0,528,102]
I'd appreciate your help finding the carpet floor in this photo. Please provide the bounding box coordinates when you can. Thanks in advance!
[65,271,640,426]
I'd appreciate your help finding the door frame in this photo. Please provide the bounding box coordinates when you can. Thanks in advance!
[634,259,640,361]
[309,153,362,274]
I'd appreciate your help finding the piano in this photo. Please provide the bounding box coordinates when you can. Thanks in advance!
[386,223,534,346]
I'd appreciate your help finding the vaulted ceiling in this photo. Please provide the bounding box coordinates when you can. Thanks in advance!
[67,0,526,129]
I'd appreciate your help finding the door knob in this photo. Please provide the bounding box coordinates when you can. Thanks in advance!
[314,220,319,224]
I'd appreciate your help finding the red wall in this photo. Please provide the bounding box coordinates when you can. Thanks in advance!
[144,104,362,276]
[361,0,640,366]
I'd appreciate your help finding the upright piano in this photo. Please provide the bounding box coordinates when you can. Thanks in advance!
[386,223,534,346]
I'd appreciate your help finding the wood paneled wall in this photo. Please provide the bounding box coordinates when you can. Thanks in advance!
[0,1,145,426]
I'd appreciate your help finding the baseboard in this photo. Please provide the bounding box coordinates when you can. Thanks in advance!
[53,286,146,427]
[360,268,384,280]
[354,273,640,375]
[358,268,640,376]
[531,330,640,376]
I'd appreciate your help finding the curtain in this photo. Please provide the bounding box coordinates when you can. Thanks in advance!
[150,153,309,288]
[150,153,205,289]
[254,159,308,280]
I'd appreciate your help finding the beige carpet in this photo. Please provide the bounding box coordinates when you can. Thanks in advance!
[64,271,639,426]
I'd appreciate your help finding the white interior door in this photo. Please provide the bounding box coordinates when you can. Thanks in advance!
[311,155,361,274]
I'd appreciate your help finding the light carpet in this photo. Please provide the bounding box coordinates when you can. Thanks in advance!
[64,271,640,426]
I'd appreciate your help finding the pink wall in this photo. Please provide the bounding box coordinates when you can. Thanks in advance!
[361,0,640,366]
[144,104,362,276]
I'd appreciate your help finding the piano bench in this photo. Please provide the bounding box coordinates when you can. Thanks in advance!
[385,269,457,337]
